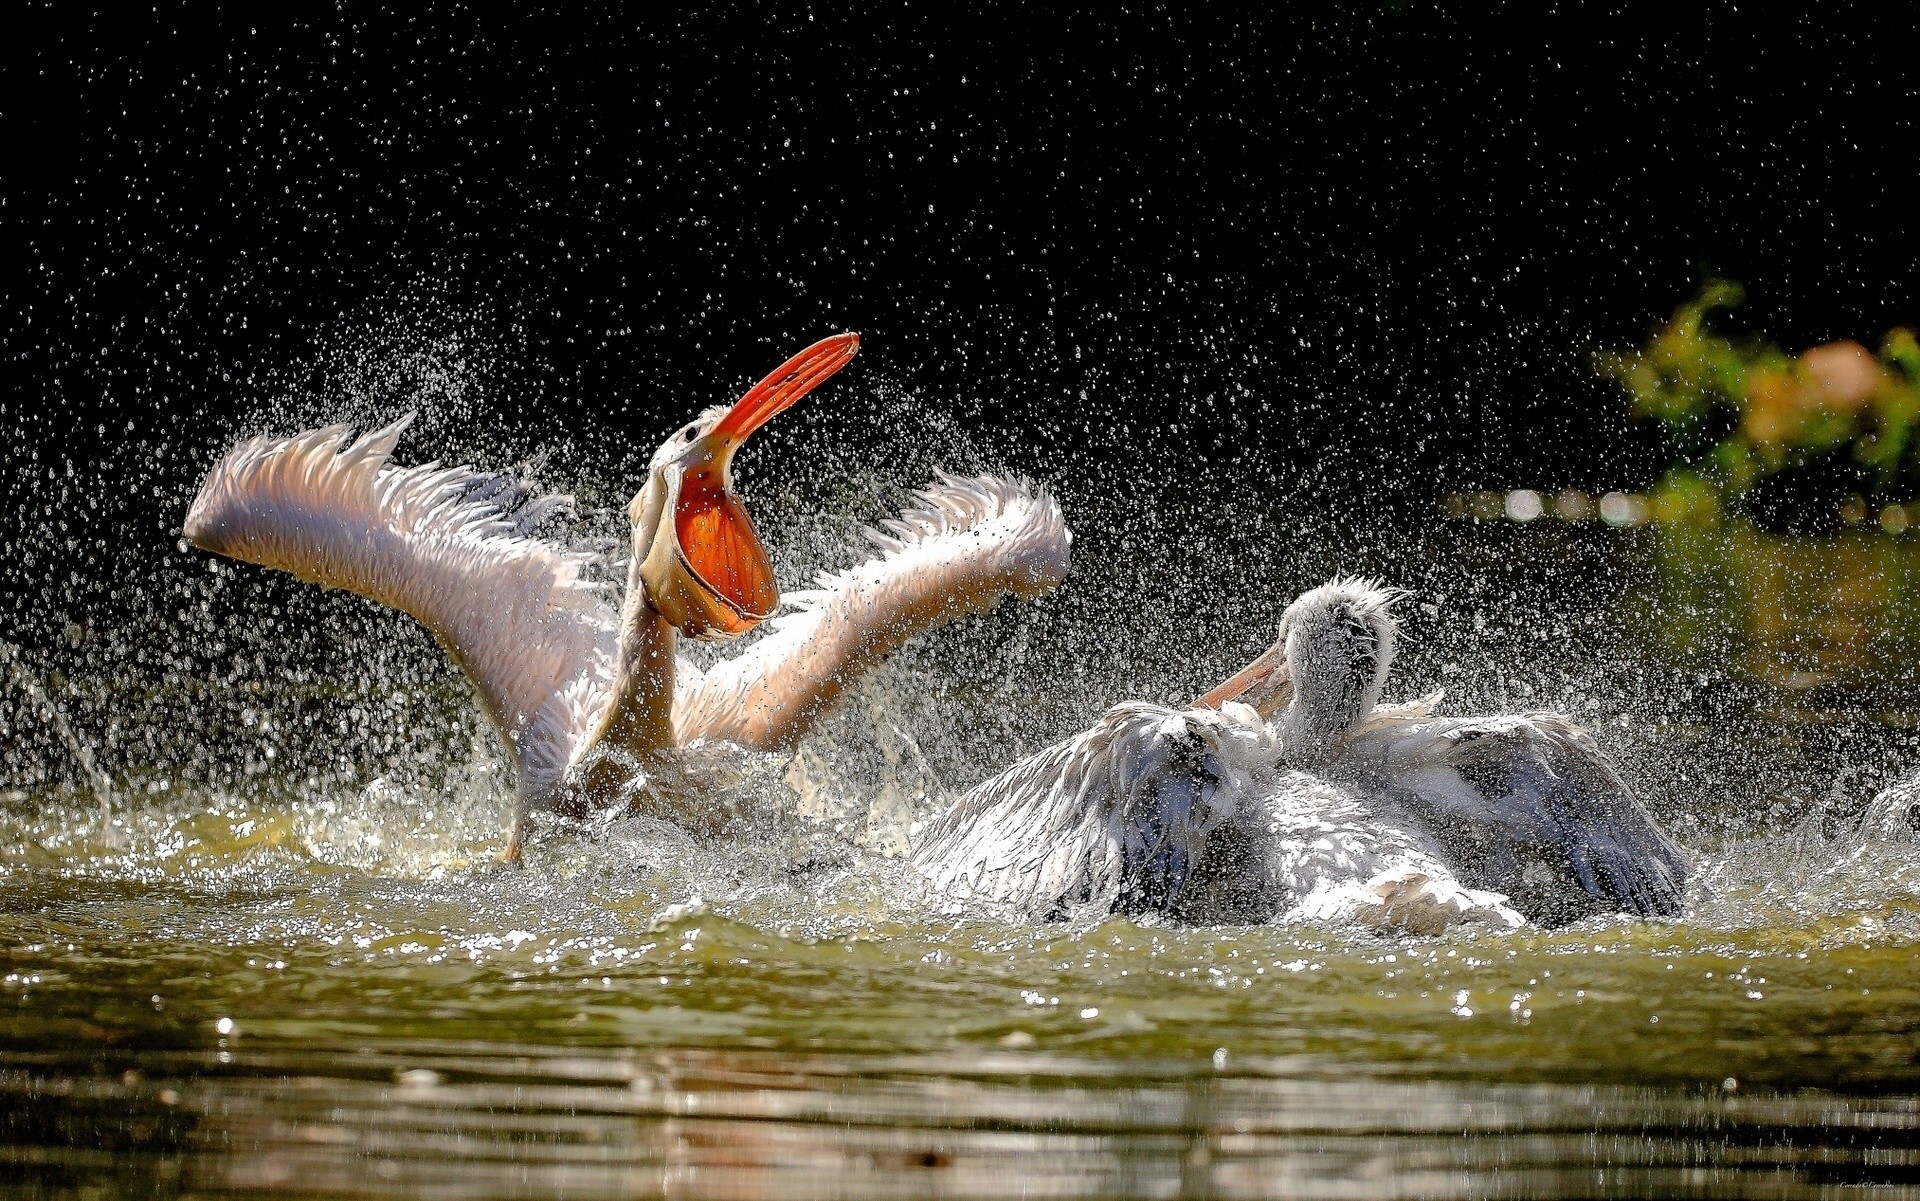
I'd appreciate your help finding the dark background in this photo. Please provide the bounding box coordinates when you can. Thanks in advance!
[3,3,1917,795]
[15,4,1917,488]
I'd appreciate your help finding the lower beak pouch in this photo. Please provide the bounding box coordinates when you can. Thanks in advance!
[638,333,859,641]
[640,465,779,641]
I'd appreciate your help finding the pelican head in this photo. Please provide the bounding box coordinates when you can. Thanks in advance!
[630,333,860,641]
[1196,577,1400,765]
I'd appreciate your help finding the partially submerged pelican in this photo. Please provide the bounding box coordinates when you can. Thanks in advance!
[913,579,1687,932]
[184,335,1072,857]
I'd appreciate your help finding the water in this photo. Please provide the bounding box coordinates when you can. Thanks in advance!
[7,478,1920,1197]
[3,784,1919,1197]
[0,641,117,842]
[11,6,1915,1191]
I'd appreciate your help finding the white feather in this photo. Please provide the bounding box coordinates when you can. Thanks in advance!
[675,472,1072,749]
[183,415,616,798]
[912,701,1273,917]
[186,422,1073,833]
[912,579,1687,930]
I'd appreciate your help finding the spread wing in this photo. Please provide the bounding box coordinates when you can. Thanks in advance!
[1363,712,1689,921]
[675,473,1071,749]
[911,703,1271,918]
[183,416,617,796]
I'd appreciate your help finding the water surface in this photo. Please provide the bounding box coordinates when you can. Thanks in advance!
[6,507,1920,1199]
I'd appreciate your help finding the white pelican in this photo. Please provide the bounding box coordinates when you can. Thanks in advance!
[183,334,1072,858]
[913,579,1687,932]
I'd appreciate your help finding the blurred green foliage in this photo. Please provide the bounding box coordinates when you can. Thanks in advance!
[1597,282,1920,525]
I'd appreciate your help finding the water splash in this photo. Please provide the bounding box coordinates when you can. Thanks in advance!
[1,637,121,846]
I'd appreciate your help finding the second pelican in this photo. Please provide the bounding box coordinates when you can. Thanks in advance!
[914,579,1687,932]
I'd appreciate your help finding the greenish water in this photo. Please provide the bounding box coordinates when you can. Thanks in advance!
[6,518,1920,1198]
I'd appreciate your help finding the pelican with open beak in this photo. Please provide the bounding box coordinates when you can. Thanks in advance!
[584,334,862,776]
[633,333,858,642]
[183,332,1073,859]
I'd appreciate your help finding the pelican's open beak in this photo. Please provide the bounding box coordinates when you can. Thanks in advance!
[642,333,860,640]
[1194,632,1292,717]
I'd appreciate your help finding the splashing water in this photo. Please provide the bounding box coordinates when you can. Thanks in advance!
[6,343,1920,1196]
[1,638,121,847]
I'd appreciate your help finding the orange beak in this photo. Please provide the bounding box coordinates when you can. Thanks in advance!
[672,478,781,631]
[663,333,860,638]
[1193,635,1292,716]
[709,332,860,446]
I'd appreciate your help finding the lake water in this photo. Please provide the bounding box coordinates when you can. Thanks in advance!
[5,481,1920,1198]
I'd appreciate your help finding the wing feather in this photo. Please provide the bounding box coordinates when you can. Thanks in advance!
[183,416,617,794]
[912,703,1268,918]
[675,473,1071,748]
[1359,712,1688,920]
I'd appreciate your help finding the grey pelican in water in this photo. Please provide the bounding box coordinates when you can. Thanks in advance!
[184,335,1072,857]
[914,579,1687,932]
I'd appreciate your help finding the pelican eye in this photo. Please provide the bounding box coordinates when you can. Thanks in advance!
[682,426,698,443]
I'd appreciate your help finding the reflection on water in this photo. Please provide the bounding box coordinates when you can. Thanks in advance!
[1650,522,1920,699]
[8,501,1920,1196]
[9,1043,1920,1199]
[1443,495,1920,702]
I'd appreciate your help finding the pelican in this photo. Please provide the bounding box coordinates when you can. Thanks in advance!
[913,579,1687,932]
[183,334,1072,858]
